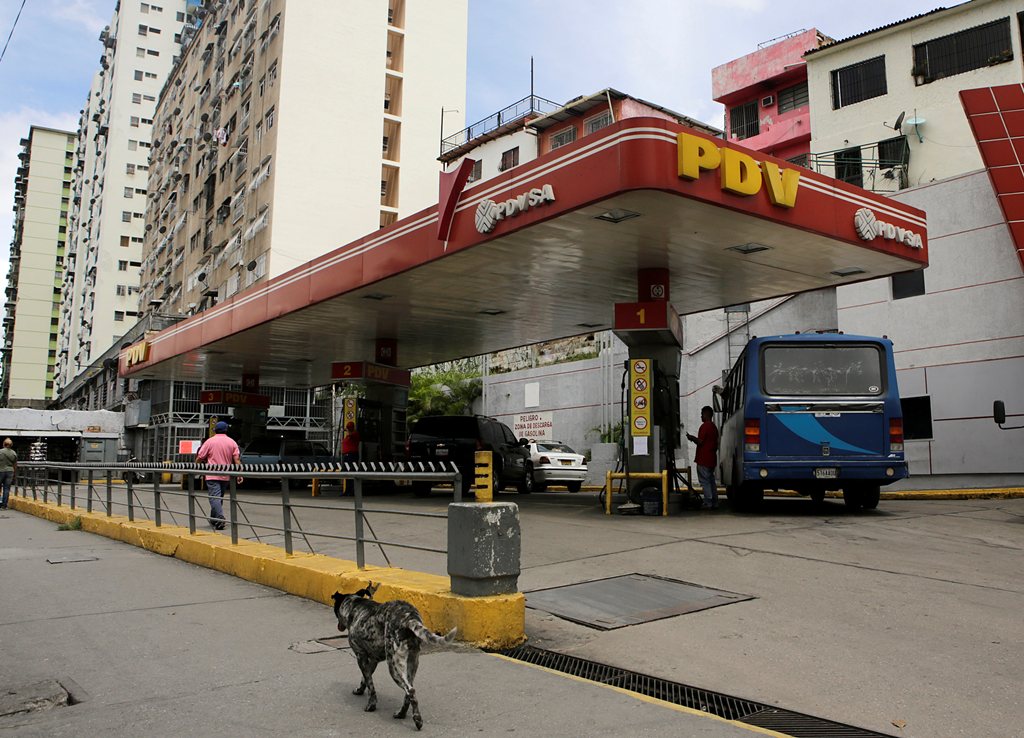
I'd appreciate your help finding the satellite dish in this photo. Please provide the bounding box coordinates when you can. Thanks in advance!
[893,111,905,132]
[905,116,926,126]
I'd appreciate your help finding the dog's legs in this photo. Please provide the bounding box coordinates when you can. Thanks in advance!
[355,654,378,712]
[389,642,423,730]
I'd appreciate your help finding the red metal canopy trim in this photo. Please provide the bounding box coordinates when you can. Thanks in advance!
[121,116,927,379]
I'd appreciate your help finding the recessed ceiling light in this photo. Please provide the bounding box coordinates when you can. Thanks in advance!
[362,292,391,301]
[727,242,771,255]
[831,266,866,277]
[595,208,641,223]
[479,308,505,316]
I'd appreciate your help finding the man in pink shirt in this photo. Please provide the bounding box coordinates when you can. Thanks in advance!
[196,421,241,530]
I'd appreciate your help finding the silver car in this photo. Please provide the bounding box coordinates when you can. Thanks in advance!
[528,441,587,492]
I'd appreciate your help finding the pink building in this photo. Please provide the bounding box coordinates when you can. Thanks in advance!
[711,29,832,163]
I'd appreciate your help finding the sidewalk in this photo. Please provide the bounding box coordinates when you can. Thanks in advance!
[0,509,769,737]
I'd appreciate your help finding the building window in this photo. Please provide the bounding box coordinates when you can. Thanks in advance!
[147,49,159,57]
[268,60,278,84]
[116,284,127,296]
[835,146,863,187]
[134,70,144,81]
[124,187,134,198]
[912,18,1012,85]
[499,147,519,171]
[382,135,389,153]
[380,179,388,197]
[130,116,140,127]
[120,235,130,247]
[900,396,933,439]
[137,46,146,57]
[878,135,910,168]
[467,159,482,183]
[138,24,148,35]
[265,107,275,129]
[831,56,887,109]
[892,269,926,300]
[114,311,125,322]
[132,93,142,103]
[122,211,132,223]
[118,260,128,271]
[777,81,809,113]
[550,126,576,150]
[584,110,613,135]
[729,101,759,140]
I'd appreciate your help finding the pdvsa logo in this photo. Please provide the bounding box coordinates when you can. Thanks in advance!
[854,208,924,249]
[474,184,556,234]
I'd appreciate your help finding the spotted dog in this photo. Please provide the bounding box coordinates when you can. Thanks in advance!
[332,583,456,730]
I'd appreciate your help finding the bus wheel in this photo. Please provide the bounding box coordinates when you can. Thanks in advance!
[810,489,827,505]
[860,484,881,510]
[842,487,863,511]
[412,482,432,498]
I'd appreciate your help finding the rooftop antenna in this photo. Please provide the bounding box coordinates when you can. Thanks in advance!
[530,56,534,100]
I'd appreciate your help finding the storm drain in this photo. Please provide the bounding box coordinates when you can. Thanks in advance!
[525,573,754,630]
[498,645,894,737]
[46,555,99,564]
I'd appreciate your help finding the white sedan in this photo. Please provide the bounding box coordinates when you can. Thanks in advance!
[528,441,587,492]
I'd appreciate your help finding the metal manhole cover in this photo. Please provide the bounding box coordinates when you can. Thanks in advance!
[525,573,754,630]
[46,555,99,564]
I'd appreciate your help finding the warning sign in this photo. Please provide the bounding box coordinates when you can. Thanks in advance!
[514,411,553,441]
[629,358,652,437]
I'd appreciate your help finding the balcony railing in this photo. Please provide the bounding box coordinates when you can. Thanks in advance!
[440,94,560,159]
[803,136,911,194]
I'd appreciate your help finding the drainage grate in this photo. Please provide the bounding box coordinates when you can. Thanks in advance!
[498,645,894,737]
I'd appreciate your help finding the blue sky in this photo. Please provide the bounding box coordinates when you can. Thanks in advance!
[1,0,951,285]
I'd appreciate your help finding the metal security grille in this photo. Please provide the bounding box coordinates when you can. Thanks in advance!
[778,81,809,114]
[730,101,759,140]
[499,645,894,737]
[831,56,887,109]
[913,18,1012,84]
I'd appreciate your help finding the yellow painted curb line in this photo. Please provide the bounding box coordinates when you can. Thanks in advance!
[489,654,789,737]
[10,497,525,650]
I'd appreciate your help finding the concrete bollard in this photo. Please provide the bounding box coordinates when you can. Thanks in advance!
[447,502,521,596]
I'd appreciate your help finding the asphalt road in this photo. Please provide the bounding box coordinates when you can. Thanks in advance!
[2,487,1022,737]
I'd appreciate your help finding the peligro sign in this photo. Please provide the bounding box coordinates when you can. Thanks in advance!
[677,131,801,208]
[854,208,924,249]
[475,184,556,233]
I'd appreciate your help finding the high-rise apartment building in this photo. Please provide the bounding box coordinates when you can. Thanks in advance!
[57,0,192,391]
[140,0,467,315]
[2,127,76,407]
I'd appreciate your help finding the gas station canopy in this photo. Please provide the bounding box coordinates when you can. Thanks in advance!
[121,118,927,387]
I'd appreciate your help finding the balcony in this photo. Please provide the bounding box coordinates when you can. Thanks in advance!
[804,136,910,194]
[439,95,559,162]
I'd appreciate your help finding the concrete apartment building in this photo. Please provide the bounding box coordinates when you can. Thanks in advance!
[140,0,467,315]
[2,127,76,407]
[57,0,192,391]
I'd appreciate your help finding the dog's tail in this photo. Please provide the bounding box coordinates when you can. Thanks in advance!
[408,620,457,646]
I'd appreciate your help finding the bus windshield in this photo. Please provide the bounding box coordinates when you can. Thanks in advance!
[761,344,884,396]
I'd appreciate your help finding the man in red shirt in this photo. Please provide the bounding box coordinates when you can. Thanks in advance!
[687,405,720,509]
[197,421,241,530]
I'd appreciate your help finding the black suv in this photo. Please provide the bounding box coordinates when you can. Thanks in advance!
[406,415,533,497]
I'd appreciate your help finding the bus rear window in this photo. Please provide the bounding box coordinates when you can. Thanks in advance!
[762,345,884,396]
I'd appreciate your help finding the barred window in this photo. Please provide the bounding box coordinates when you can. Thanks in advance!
[550,126,576,150]
[831,56,887,109]
[912,18,1012,84]
[777,81,808,114]
[729,101,759,140]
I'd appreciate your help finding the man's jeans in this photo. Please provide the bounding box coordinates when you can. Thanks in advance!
[207,479,226,525]
[0,470,12,507]
[697,465,718,508]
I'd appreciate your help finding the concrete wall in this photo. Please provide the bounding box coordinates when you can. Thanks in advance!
[806,0,1024,186]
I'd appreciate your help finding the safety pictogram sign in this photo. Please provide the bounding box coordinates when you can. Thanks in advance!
[629,358,652,437]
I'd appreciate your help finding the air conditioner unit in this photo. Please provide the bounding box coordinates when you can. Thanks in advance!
[761,95,774,107]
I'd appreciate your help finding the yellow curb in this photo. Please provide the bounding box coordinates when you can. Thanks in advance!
[9,496,525,649]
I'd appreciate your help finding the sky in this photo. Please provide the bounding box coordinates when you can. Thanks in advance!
[0,0,952,289]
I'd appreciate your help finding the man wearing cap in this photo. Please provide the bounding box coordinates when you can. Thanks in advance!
[197,421,241,530]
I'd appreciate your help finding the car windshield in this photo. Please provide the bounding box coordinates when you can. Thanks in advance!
[536,442,575,453]
[244,437,281,454]
[411,416,477,438]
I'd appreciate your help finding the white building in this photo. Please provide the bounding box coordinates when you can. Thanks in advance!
[3,127,76,407]
[58,0,192,391]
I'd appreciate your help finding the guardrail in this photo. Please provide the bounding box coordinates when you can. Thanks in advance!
[14,461,461,567]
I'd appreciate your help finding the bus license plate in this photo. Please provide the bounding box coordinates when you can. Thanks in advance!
[435,448,449,457]
[814,468,837,479]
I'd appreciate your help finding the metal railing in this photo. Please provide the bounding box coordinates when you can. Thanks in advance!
[440,94,560,158]
[14,461,461,569]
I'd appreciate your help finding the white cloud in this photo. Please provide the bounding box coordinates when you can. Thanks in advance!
[48,0,108,35]
[0,108,78,290]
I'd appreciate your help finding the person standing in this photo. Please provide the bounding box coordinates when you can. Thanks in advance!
[0,438,17,509]
[196,422,241,530]
[687,406,720,509]
[340,421,360,495]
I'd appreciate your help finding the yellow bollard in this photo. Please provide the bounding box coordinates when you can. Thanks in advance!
[311,478,320,497]
[661,469,668,516]
[605,470,612,515]
[474,450,493,502]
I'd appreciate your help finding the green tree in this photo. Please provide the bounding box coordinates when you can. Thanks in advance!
[407,362,482,424]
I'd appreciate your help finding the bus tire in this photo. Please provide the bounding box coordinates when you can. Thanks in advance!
[412,482,432,498]
[810,488,827,505]
[842,487,863,511]
[861,484,881,510]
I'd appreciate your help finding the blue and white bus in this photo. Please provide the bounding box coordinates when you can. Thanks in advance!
[715,333,907,510]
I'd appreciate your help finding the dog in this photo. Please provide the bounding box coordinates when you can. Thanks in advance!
[332,583,456,730]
